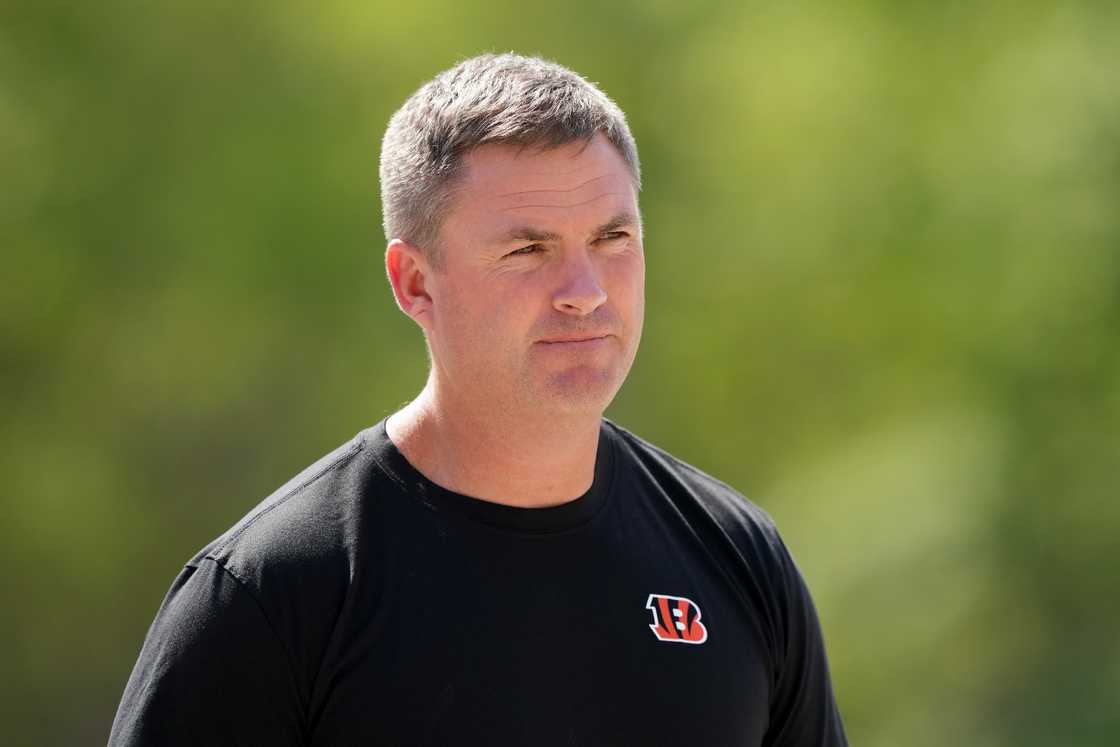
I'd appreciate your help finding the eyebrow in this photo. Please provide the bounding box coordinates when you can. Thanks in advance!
[495,211,641,245]
[501,226,562,243]
[595,211,641,236]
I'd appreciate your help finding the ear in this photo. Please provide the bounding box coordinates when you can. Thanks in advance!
[385,239,435,333]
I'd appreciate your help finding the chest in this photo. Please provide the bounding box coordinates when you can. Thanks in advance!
[308,513,773,746]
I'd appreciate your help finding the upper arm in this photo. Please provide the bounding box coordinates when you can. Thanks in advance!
[763,534,849,747]
[108,558,306,746]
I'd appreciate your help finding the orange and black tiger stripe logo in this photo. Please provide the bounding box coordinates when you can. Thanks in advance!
[646,593,708,644]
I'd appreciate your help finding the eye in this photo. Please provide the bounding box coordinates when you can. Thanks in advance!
[505,243,543,257]
[598,231,629,242]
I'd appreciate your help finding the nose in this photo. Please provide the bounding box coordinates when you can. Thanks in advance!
[553,249,608,316]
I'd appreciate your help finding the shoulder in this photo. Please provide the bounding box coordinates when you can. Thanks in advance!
[186,430,380,598]
[603,420,822,665]
[604,419,799,599]
[137,428,405,705]
[113,435,381,742]
[604,418,781,539]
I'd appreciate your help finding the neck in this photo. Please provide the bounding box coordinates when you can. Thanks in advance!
[386,378,603,509]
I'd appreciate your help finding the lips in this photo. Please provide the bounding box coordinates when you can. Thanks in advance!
[538,334,609,344]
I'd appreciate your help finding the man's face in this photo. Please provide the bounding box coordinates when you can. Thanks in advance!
[422,133,645,419]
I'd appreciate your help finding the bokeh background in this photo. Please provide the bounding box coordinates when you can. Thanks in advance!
[3,1,1119,744]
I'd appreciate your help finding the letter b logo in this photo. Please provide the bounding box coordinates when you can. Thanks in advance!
[646,594,708,644]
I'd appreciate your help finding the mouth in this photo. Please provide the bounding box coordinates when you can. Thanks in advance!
[537,334,611,345]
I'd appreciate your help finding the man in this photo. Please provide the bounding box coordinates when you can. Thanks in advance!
[110,53,848,746]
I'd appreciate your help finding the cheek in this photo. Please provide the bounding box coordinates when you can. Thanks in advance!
[430,285,482,363]
[608,257,645,312]
[436,282,533,357]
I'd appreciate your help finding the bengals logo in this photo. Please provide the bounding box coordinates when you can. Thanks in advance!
[646,593,708,644]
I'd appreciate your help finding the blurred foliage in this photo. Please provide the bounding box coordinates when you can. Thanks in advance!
[2,1,1118,744]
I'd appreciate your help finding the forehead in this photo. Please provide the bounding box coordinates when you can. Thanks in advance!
[446,134,638,235]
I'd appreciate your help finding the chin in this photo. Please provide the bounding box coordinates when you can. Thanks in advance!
[535,367,622,415]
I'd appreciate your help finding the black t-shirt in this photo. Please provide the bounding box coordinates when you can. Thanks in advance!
[109,419,848,746]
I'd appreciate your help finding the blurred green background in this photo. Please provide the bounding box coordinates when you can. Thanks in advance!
[3,0,1119,744]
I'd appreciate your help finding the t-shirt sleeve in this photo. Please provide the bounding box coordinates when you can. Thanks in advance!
[108,557,306,746]
[763,533,849,747]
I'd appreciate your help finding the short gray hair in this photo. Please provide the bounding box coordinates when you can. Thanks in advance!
[379,53,641,266]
